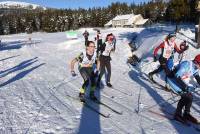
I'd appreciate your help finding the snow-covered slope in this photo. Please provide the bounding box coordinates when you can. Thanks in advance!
[0,1,46,10]
[0,26,199,134]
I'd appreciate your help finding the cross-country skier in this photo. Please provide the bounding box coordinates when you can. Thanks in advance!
[149,33,184,80]
[70,41,100,102]
[166,54,200,124]
[83,30,89,46]
[95,30,103,57]
[97,33,116,87]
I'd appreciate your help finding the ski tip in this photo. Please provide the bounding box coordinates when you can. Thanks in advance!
[134,109,139,114]
[118,111,123,115]
[105,114,111,118]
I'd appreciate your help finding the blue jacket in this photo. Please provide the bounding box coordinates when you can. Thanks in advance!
[166,60,200,94]
[175,61,199,79]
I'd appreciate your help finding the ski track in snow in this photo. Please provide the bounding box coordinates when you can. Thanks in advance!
[0,26,200,134]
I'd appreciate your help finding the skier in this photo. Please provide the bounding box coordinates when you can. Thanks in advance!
[166,54,200,124]
[82,30,89,46]
[149,33,184,80]
[95,30,103,57]
[70,41,100,102]
[97,33,116,87]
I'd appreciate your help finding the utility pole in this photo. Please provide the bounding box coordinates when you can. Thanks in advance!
[196,1,200,48]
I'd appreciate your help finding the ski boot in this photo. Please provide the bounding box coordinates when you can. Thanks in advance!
[148,72,154,81]
[79,93,85,102]
[183,113,199,124]
[90,91,97,101]
[174,114,188,124]
[106,82,112,88]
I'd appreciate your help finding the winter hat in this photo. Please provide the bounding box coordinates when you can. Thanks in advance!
[167,33,176,39]
[194,54,200,65]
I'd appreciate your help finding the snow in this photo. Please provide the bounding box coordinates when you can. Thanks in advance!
[0,1,46,10]
[0,25,200,134]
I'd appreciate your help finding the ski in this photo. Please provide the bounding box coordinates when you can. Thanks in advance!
[148,109,191,127]
[93,99,123,115]
[148,109,200,131]
[146,75,174,93]
[160,108,200,131]
[65,94,110,118]
[84,101,110,118]
[107,86,133,96]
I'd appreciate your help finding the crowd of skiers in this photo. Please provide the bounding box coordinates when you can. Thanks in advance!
[71,30,200,125]
[71,30,116,102]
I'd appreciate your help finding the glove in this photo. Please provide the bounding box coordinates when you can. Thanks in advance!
[92,70,99,77]
[95,70,99,77]
[184,45,189,51]
[153,56,157,62]
[186,86,195,92]
[71,71,77,77]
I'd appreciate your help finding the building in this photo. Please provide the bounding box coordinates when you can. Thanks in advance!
[104,14,150,28]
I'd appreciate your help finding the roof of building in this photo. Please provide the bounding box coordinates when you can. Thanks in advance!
[104,20,112,26]
[112,14,134,21]
[135,19,149,25]
[105,14,149,26]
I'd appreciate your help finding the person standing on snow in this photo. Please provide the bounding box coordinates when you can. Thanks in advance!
[95,30,103,57]
[83,30,89,46]
[70,41,100,102]
[166,54,200,124]
[97,33,116,88]
[149,33,184,81]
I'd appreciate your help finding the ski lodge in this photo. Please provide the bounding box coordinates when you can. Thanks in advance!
[104,14,150,27]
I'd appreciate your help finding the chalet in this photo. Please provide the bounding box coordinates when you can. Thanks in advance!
[104,14,150,27]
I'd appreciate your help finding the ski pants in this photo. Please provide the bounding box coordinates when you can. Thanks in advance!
[172,76,193,115]
[98,55,111,83]
[176,92,193,115]
[79,67,96,92]
[85,37,88,46]
[96,39,102,57]
[151,57,172,77]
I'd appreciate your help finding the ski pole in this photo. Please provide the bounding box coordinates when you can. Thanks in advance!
[111,86,133,96]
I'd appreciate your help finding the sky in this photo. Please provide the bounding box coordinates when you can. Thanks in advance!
[0,0,150,9]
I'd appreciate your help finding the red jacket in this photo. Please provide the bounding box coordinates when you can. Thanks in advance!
[154,40,182,59]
